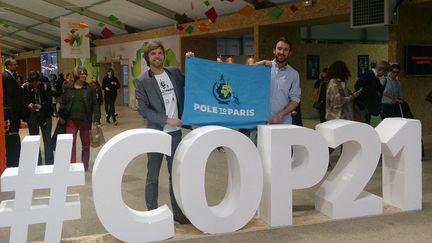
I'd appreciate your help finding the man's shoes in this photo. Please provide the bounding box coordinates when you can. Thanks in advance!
[114,121,118,126]
[106,119,111,124]
[174,213,191,224]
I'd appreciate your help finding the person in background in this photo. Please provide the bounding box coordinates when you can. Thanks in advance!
[216,55,223,62]
[326,61,361,121]
[314,67,329,123]
[226,56,234,64]
[63,72,73,93]
[92,76,104,114]
[102,68,120,125]
[246,56,255,65]
[381,63,403,119]
[22,71,54,165]
[59,66,101,171]
[49,73,58,117]
[136,41,191,224]
[354,60,390,124]
[2,57,24,167]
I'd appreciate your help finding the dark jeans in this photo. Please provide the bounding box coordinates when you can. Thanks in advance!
[27,114,54,165]
[106,96,117,122]
[145,129,183,215]
[5,117,21,167]
[51,121,66,151]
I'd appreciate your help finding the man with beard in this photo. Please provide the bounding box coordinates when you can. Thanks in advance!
[257,37,301,124]
[136,41,191,224]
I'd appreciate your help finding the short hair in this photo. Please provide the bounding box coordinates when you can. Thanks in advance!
[4,57,16,67]
[391,63,400,70]
[376,60,391,72]
[143,41,165,67]
[72,66,87,81]
[27,71,40,82]
[106,67,115,77]
[276,37,293,51]
[326,60,351,82]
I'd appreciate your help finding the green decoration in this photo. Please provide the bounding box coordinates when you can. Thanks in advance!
[269,6,284,18]
[98,22,105,27]
[204,0,210,6]
[185,25,194,34]
[108,15,119,22]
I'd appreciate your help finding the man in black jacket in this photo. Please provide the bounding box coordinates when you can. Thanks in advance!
[23,71,54,165]
[2,57,24,167]
[354,60,390,124]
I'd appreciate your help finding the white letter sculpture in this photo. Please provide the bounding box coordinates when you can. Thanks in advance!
[315,119,383,219]
[376,118,422,210]
[172,126,263,234]
[92,129,174,242]
[258,125,329,226]
[0,134,84,243]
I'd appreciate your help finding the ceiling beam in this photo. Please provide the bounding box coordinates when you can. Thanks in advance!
[0,39,28,51]
[125,0,179,21]
[43,0,142,33]
[0,2,60,27]
[0,18,59,41]
[125,0,193,24]
[0,29,47,49]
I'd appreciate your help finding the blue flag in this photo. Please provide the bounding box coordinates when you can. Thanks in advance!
[183,57,270,128]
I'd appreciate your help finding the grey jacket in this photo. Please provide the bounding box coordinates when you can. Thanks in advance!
[136,67,185,130]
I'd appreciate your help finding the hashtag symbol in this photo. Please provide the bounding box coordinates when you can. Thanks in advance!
[0,134,84,243]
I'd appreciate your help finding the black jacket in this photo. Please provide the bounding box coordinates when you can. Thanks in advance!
[22,82,53,121]
[354,70,385,116]
[102,76,120,99]
[2,70,24,122]
[59,82,101,123]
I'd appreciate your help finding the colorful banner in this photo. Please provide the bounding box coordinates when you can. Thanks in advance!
[60,17,90,58]
[183,57,270,128]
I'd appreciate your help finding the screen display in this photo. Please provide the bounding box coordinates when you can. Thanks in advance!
[406,45,432,76]
[40,51,58,78]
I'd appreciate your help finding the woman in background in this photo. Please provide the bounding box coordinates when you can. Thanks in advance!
[326,61,361,121]
[59,66,100,171]
[92,76,104,113]
[102,68,120,125]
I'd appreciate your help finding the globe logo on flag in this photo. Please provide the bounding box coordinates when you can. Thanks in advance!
[212,75,239,105]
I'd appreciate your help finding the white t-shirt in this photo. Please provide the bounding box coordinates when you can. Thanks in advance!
[154,72,180,132]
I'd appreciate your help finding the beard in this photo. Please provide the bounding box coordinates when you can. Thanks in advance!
[150,59,164,68]
[275,54,288,64]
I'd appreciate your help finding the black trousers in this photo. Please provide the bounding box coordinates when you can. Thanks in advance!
[5,117,21,167]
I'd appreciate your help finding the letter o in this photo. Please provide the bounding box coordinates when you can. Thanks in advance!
[172,126,263,234]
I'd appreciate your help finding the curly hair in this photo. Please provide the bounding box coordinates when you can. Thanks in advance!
[326,61,351,82]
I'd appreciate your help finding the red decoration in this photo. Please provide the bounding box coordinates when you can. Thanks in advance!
[205,7,218,23]
[289,4,299,13]
[176,24,185,31]
[101,27,114,38]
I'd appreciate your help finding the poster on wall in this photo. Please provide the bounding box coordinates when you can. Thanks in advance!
[40,51,58,78]
[306,55,319,80]
[60,17,90,58]
[357,55,369,78]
